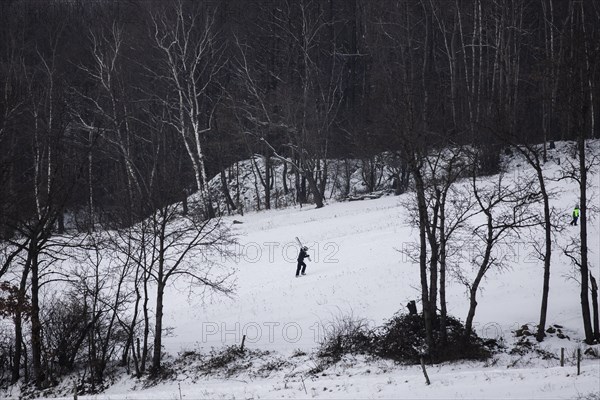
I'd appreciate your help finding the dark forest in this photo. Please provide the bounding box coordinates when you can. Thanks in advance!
[1,0,598,227]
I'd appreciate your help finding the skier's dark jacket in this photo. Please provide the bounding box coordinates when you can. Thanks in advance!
[298,248,309,262]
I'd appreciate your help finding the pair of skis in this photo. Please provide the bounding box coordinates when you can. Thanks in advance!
[295,237,310,259]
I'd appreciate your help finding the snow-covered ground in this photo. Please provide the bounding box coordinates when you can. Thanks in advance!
[3,142,600,399]
[92,363,600,399]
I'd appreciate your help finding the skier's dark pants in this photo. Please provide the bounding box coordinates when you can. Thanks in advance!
[296,261,306,276]
[571,217,579,226]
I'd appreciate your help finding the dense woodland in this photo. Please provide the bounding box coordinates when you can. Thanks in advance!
[0,0,599,392]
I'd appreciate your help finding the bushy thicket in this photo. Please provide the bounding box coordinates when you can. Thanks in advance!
[316,312,497,366]
[0,326,13,386]
[316,315,374,362]
[375,313,495,363]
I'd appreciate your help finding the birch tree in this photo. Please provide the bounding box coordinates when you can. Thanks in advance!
[73,22,144,226]
[150,1,226,218]
[18,18,71,387]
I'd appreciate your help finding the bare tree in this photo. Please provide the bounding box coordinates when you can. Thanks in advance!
[70,233,135,385]
[141,201,235,373]
[557,0,600,344]
[365,0,436,352]
[73,21,145,226]
[231,0,345,209]
[504,142,561,342]
[108,221,154,376]
[422,146,474,345]
[559,141,600,344]
[12,16,76,386]
[0,10,27,241]
[149,1,226,218]
[458,167,539,339]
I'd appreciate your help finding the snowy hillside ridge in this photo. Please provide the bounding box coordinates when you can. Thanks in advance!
[200,156,400,213]
[500,140,600,172]
[201,140,600,215]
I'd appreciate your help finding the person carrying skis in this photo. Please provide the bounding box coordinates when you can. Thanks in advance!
[296,246,311,277]
[571,205,580,226]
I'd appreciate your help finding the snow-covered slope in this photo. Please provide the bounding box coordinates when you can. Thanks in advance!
[166,141,600,354]
[6,141,600,399]
[146,141,600,398]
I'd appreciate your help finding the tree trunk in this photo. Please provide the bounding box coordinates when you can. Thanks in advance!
[30,243,44,387]
[465,253,491,339]
[264,155,271,210]
[11,260,31,383]
[305,171,324,209]
[88,135,94,231]
[182,189,189,215]
[57,213,64,234]
[282,162,289,195]
[297,171,306,205]
[465,211,493,339]
[439,206,448,345]
[128,266,142,377]
[249,156,262,211]
[11,313,23,383]
[578,131,594,344]
[220,168,236,213]
[199,160,215,219]
[318,159,328,200]
[141,262,150,373]
[412,163,433,353]
[344,159,352,197]
[465,285,479,339]
[590,273,599,341]
[152,278,165,372]
[427,195,440,319]
[536,168,552,341]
